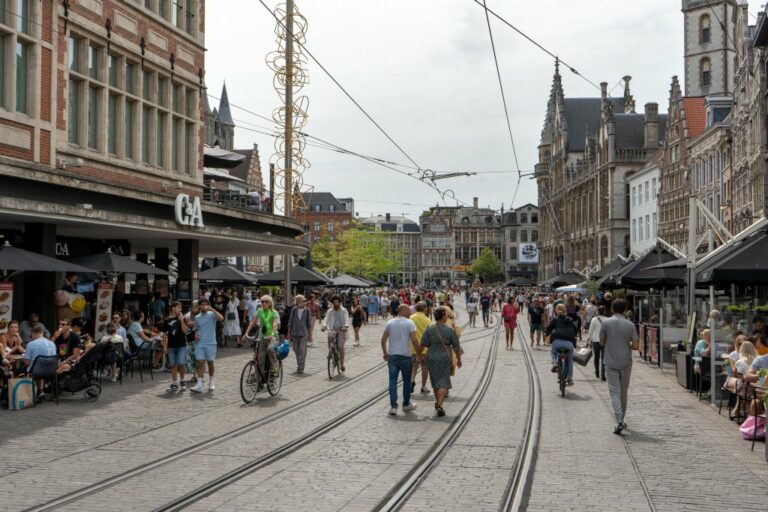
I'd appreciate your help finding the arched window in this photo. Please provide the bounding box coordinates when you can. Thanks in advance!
[701,58,712,87]
[700,15,711,44]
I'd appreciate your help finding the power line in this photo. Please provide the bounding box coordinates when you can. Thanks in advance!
[479,0,522,176]
[471,0,602,91]
[256,0,424,171]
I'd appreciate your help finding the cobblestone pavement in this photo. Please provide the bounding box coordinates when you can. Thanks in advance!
[524,319,768,512]
[5,308,768,512]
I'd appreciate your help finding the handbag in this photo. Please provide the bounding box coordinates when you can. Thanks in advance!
[226,312,236,321]
[8,375,34,411]
[573,346,593,367]
[740,415,766,440]
[435,326,457,376]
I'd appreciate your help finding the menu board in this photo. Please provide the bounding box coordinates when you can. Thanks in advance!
[94,283,114,339]
[0,282,13,334]
[638,324,647,360]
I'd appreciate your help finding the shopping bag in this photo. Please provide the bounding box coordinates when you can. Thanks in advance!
[8,376,34,411]
[573,346,593,367]
[740,415,766,440]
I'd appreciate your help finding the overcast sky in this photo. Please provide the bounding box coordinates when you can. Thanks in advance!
[205,1,759,221]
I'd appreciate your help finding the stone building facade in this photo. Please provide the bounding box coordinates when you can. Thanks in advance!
[359,214,420,286]
[295,192,353,243]
[418,205,459,287]
[682,0,738,97]
[501,204,539,278]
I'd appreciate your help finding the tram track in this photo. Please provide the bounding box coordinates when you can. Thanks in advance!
[27,314,478,512]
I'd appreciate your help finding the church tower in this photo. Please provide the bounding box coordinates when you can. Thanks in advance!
[682,0,737,97]
[217,83,236,150]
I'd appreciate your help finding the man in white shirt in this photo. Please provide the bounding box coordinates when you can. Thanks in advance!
[322,295,350,372]
[381,304,421,416]
[245,292,261,323]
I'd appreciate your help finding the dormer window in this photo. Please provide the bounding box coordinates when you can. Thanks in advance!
[329,204,335,212]
[313,204,321,213]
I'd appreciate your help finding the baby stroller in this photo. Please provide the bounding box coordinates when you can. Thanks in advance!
[57,342,105,401]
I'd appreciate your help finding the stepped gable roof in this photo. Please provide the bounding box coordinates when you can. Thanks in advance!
[218,83,234,125]
[228,149,253,182]
[564,97,625,151]
[682,97,707,139]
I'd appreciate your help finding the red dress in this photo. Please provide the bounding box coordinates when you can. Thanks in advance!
[502,303,518,329]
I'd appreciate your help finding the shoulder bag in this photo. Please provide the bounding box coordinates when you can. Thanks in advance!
[434,325,457,376]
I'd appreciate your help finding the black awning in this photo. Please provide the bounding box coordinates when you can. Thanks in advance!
[540,271,585,287]
[199,265,258,284]
[70,250,170,275]
[256,265,331,286]
[618,246,685,290]
[592,257,628,279]
[697,229,768,285]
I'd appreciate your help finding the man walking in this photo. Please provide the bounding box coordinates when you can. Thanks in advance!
[599,299,639,435]
[162,301,189,392]
[191,298,223,393]
[527,298,545,347]
[480,291,492,328]
[287,294,312,374]
[410,301,432,394]
[359,292,369,325]
[382,304,421,415]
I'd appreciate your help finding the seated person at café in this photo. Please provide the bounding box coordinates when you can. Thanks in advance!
[693,329,712,358]
[53,319,83,362]
[753,332,768,356]
[19,313,50,344]
[745,351,768,385]
[22,325,58,395]
[725,341,758,392]
[100,323,124,382]
[70,318,93,349]
[1,320,25,357]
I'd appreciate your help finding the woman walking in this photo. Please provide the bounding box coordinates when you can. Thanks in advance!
[420,306,462,416]
[546,303,578,387]
[351,298,364,346]
[223,290,242,347]
[587,305,609,380]
[502,296,519,350]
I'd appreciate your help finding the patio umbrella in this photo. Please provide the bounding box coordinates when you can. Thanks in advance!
[256,265,331,286]
[697,228,768,285]
[504,277,535,286]
[0,242,97,275]
[617,246,685,290]
[331,273,371,287]
[592,257,628,279]
[199,265,258,284]
[70,249,170,276]
[540,271,585,287]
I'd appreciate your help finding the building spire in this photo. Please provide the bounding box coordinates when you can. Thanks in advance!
[218,82,234,126]
[623,75,636,113]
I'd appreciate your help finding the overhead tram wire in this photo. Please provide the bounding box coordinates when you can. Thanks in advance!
[255,0,424,172]
[471,0,602,92]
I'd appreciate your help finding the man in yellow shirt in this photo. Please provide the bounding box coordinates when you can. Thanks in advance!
[410,301,432,394]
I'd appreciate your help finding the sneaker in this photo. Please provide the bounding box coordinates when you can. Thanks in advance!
[420,386,430,394]
[389,407,397,416]
[308,342,314,347]
[566,379,574,387]
[353,341,360,347]
[190,381,203,393]
[403,403,417,412]
[550,365,558,373]
[110,375,117,383]
[621,421,627,429]
[180,381,187,391]
[208,378,215,391]
[613,423,624,435]
[166,384,179,393]
[297,368,304,374]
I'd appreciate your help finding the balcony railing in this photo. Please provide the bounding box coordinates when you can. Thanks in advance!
[534,162,550,177]
[203,187,272,214]
[614,148,647,163]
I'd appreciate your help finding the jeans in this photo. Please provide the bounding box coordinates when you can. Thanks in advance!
[482,309,490,324]
[167,346,187,367]
[606,366,632,423]
[468,311,477,326]
[551,339,574,379]
[387,354,413,409]
[592,341,605,378]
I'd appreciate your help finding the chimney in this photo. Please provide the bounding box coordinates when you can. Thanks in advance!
[385,213,391,222]
[600,82,608,100]
[473,197,479,209]
[644,102,659,150]
[623,75,636,113]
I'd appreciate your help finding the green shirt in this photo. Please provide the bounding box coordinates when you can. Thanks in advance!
[257,309,277,337]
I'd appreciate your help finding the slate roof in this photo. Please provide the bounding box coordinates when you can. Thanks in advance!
[300,192,348,213]
[218,84,234,125]
[359,215,420,233]
[564,97,624,151]
[683,97,707,139]
[614,113,668,148]
[228,149,253,182]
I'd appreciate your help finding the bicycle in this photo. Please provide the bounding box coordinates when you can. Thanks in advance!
[327,329,342,380]
[556,347,569,397]
[240,335,283,403]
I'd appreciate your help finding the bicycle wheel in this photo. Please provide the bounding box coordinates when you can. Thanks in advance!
[240,360,260,404]
[327,349,334,380]
[267,360,283,396]
[559,363,566,397]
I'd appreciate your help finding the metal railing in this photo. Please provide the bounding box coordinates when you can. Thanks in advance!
[203,187,273,214]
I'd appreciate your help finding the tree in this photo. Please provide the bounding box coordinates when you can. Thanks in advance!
[309,228,403,280]
[470,247,502,282]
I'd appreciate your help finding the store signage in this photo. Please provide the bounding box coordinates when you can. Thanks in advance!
[55,242,70,256]
[175,194,204,228]
[519,243,539,264]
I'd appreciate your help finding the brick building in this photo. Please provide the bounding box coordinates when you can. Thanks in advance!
[295,192,353,243]
[0,0,305,325]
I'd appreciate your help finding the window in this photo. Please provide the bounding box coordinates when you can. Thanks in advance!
[645,215,650,239]
[313,221,320,232]
[0,37,5,108]
[185,0,196,35]
[652,213,657,238]
[108,54,118,87]
[701,58,711,87]
[142,105,151,163]
[700,14,711,44]
[68,79,80,144]
[329,204,335,212]
[16,0,30,35]
[108,93,118,154]
[313,204,321,212]
[15,41,28,114]
[531,213,538,223]
[509,230,516,242]
[652,178,657,198]
[509,246,517,260]
[125,100,135,159]
[88,44,100,80]
[0,0,5,25]
[645,182,649,202]
[632,219,636,242]
[158,112,167,167]
[87,86,99,149]
[632,186,636,207]
[520,213,528,223]
[125,61,136,94]
[328,221,334,232]
[531,229,538,242]
[520,230,528,242]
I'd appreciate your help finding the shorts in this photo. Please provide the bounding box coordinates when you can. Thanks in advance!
[530,323,543,334]
[167,346,187,366]
[194,343,217,362]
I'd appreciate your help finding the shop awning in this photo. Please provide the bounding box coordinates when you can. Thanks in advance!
[203,146,247,169]
[539,271,585,287]
[199,265,258,284]
[70,249,170,275]
[697,228,768,285]
[256,265,331,286]
[0,242,97,275]
[597,257,637,290]
[203,167,245,182]
[592,257,628,279]
[616,245,686,290]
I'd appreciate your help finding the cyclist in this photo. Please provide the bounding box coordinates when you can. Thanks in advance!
[321,294,349,372]
[546,303,577,387]
[245,294,280,388]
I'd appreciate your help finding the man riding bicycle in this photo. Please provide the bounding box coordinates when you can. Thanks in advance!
[245,294,280,388]
[321,294,349,372]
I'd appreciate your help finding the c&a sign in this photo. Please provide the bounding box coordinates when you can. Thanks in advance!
[175,194,204,228]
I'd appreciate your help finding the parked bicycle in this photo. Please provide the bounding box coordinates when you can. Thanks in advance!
[240,335,285,402]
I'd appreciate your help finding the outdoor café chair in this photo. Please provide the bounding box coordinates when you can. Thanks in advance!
[29,355,60,406]
[748,384,767,452]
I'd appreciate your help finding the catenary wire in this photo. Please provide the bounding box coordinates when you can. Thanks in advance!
[256,0,424,171]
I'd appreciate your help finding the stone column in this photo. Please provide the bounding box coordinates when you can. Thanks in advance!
[177,239,199,303]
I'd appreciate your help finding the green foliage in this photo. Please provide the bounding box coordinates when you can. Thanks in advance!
[470,247,502,282]
[309,228,403,280]
[585,279,600,297]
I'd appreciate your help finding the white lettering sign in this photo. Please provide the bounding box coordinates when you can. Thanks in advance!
[175,194,204,228]
[55,242,69,256]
